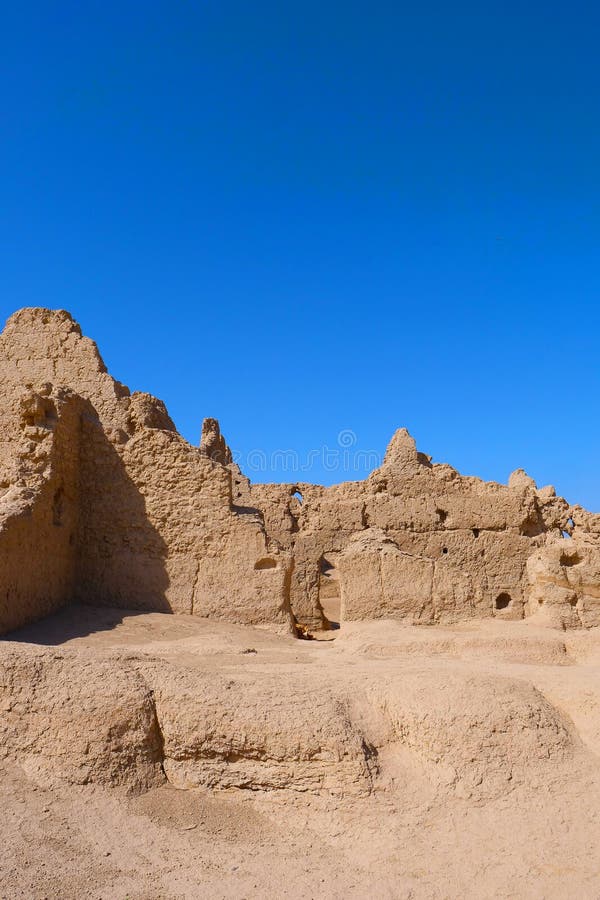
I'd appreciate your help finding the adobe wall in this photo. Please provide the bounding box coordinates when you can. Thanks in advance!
[250,429,585,628]
[0,309,294,634]
[0,386,83,633]
[0,306,598,635]
[75,410,293,623]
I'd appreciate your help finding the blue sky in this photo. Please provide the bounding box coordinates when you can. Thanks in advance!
[2,1,599,507]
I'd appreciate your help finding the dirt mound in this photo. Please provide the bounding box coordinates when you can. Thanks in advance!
[0,645,163,792]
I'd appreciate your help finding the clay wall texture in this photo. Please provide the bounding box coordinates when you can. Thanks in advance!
[0,309,292,634]
[0,306,598,634]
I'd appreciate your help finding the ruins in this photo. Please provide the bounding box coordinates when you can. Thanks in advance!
[3,308,600,897]
[1,306,599,636]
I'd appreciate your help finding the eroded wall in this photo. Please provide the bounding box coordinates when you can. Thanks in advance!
[0,309,294,634]
[0,386,83,633]
[0,306,598,635]
[249,429,587,628]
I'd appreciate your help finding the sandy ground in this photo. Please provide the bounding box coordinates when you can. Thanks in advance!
[3,607,600,899]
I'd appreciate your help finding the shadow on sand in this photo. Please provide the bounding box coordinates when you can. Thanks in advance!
[3,604,154,646]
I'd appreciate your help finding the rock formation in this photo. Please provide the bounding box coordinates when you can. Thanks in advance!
[0,306,599,636]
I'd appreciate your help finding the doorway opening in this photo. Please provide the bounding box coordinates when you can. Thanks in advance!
[318,555,340,631]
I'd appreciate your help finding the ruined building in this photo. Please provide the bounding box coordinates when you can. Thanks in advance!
[1,307,599,636]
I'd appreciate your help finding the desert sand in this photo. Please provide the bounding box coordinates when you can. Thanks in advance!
[3,606,600,899]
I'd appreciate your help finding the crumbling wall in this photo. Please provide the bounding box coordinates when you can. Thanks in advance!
[525,532,600,628]
[0,386,83,633]
[0,309,294,633]
[251,429,576,628]
[76,415,292,626]
[0,307,597,635]
[339,528,435,623]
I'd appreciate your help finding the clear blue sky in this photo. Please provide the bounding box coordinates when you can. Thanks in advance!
[2,2,599,508]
